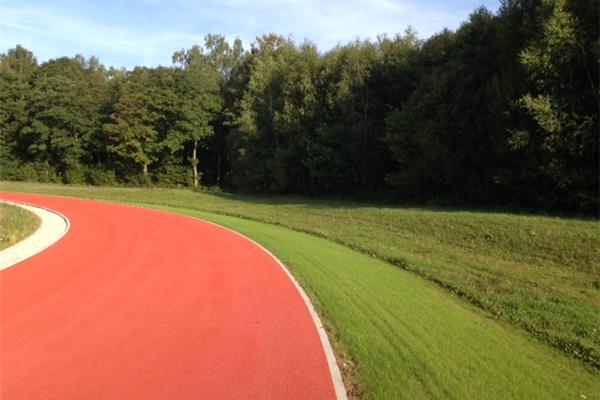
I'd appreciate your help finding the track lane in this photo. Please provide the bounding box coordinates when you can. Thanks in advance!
[0,193,337,399]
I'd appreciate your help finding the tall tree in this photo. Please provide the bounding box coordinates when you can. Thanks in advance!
[0,46,38,178]
[232,35,321,193]
[385,9,504,203]
[319,41,380,189]
[204,34,245,185]
[171,43,221,187]
[104,67,178,181]
[511,0,599,211]
[20,56,103,182]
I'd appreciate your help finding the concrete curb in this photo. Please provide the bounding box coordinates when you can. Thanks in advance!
[197,218,349,400]
[0,200,70,271]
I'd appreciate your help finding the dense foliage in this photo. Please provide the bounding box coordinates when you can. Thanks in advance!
[1,0,597,214]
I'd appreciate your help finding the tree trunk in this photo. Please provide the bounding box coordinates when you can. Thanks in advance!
[361,85,369,186]
[192,140,199,187]
[217,152,221,186]
[143,163,148,176]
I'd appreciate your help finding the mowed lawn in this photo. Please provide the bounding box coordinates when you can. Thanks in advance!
[1,181,598,399]
[0,201,40,250]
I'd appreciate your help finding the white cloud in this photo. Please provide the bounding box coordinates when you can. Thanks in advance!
[0,3,203,66]
[0,0,498,67]
[0,22,48,34]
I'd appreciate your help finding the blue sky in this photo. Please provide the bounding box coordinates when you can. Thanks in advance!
[0,0,500,69]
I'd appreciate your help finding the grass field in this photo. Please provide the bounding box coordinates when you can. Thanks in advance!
[0,201,40,250]
[1,181,598,398]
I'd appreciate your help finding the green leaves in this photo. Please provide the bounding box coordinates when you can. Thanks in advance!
[24,61,99,173]
[104,69,168,175]
[516,0,599,210]
[171,39,223,186]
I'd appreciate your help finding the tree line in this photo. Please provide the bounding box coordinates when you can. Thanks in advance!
[0,0,597,214]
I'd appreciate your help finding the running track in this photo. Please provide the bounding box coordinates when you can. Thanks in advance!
[0,193,338,399]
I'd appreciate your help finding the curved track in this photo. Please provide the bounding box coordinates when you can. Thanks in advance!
[0,193,338,399]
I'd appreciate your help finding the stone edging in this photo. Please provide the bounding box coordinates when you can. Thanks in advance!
[197,218,349,400]
[0,200,70,270]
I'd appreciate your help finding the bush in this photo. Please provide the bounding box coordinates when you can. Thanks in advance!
[0,157,21,180]
[63,167,87,184]
[153,163,192,187]
[8,162,58,182]
[124,173,153,187]
[86,168,118,186]
[14,163,38,181]
[34,163,59,183]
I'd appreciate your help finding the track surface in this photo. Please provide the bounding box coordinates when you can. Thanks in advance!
[0,193,337,399]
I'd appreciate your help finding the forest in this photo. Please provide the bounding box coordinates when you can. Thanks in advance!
[0,0,597,214]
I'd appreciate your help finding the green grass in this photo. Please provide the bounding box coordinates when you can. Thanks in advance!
[1,181,599,399]
[0,201,40,250]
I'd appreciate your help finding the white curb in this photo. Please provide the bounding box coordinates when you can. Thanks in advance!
[195,217,349,400]
[0,200,70,270]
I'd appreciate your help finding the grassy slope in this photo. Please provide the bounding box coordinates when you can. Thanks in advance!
[0,182,598,397]
[0,202,40,250]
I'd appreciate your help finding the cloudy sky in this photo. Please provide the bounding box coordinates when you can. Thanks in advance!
[0,0,500,69]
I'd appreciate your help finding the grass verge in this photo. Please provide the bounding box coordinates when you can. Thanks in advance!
[0,202,41,250]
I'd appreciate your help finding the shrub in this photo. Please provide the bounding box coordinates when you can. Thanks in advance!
[63,167,87,184]
[153,164,192,187]
[0,158,21,180]
[14,163,38,181]
[33,163,59,183]
[86,168,118,186]
[124,173,153,187]
[8,162,58,182]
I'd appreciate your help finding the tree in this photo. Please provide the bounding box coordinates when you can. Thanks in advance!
[232,35,321,193]
[204,34,245,185]
[171,42,222,187]
[512,0,599,211]
[20,56,104,183]
[0,46,38,178]
[104,68,177,181]
[385,9,506,203]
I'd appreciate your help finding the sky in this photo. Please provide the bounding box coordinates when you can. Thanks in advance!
[0,0,500,69]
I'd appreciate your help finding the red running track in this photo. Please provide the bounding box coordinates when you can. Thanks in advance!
[0,193,337,400]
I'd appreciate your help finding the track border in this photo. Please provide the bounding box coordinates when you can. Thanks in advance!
[195,217,349,400]
[0,200,70,270]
